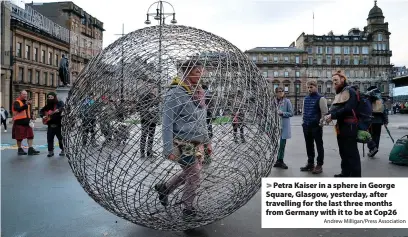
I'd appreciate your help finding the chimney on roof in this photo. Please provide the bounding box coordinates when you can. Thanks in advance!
[328,30,334,36]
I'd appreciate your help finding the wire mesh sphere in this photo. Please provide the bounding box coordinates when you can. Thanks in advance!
[62,24,281,231]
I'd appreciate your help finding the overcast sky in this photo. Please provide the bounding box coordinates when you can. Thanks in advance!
[17,0,408,95]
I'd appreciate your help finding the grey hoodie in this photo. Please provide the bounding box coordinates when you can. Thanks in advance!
[162,85,210,157]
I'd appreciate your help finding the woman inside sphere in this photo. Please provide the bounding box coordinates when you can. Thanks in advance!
[155,59,212,218]
[273,86,293,169]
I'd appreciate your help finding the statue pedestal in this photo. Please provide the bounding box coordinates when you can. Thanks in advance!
[56,86,71,103]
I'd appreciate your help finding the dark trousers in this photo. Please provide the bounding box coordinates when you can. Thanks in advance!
[140,119,156,155]
[369,123,382,149]
[47,125,63,151]
[206,117,213,139]
[1,119,6,130]
[337,123,361,177]
[233,124,244,140]
[302,124,324,165]
[82,118,96,143]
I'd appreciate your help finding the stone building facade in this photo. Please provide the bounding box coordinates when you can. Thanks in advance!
[1,1,12,111]
[9,3,70,116]
[245,1,393,111]
[28,1,104,83]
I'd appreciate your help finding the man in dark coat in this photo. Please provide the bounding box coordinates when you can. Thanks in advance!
[324,70,361,177]
[40,92,65,157]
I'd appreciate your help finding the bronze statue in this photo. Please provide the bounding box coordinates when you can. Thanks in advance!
[58,55,70,86]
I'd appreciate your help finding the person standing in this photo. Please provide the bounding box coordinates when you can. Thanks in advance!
[232,108,246,143]
[273,87,293,169]
[366,86,388,157]
[11,90,40,155]
[300,80,328,174]
[324,70,361,177]
[1,106,9,132]
[40,92,65,157]
[137,87,160,158]
[154,59,212,218]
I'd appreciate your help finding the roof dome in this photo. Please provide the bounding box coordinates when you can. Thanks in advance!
[368,1,384,19]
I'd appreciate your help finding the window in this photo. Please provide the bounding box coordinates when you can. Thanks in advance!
[353,46,359,54]
[382,44,387,50]
[345,70,350,78]
[378,33,383,41]
[273,71,278,77]
[273,56,278,63]
[308,57,313,65]
[295,84,300,93]
[325,47,332,54]
[364,84,368,92]
[48,52,52,65]
[308,70,313,77]
[326,56,332,65]
[43,72,48,85]
[316,46,323,54]
[34,48,38,61]
[273,84,279,91]
[284,84,289,92]
[284,71,289,77]
[327,70,332,78]
[16,43,22,58]
[50,73,54,86]
[252,56,257,62]
[35,71,40,84]
[343,46,349,54]
[307,47,312,54]
[317,57,322,65]
[364,72,368,78]
[295,71,300,78]
[263,56,268,63]
[373,43,377,50]
[55,54,59,66]
[354,58,359,65]
[362,47,368,54]
[284,56,289,63]
[344,57,350,65]
[335,57,341,65]
[381,84,385,92]
[326,83,332,93]
[318,84,322,93]
[262,71,268,78]
[42,50,45,63]
[350,70,355,78]
[18,67,24,82]
[28,69,33,83]
[25,45,30,59]
[295,56,300,64]
[363,57,368,65]
[334,47,341,54]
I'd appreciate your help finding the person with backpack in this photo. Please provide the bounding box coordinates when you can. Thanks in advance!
[324,70,361,177]
[300,80,328,174]
[365,86,388,157]
[351,85,378,156]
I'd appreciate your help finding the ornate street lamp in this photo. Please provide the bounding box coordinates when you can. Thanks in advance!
[145,1,177,95]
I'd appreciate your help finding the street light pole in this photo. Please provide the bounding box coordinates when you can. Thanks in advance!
[114,23,126,121]
[145,1,177,95]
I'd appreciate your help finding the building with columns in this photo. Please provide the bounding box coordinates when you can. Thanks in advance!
[245,1,393,112]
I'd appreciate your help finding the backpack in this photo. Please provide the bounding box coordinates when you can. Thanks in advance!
[353,87,373,128]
